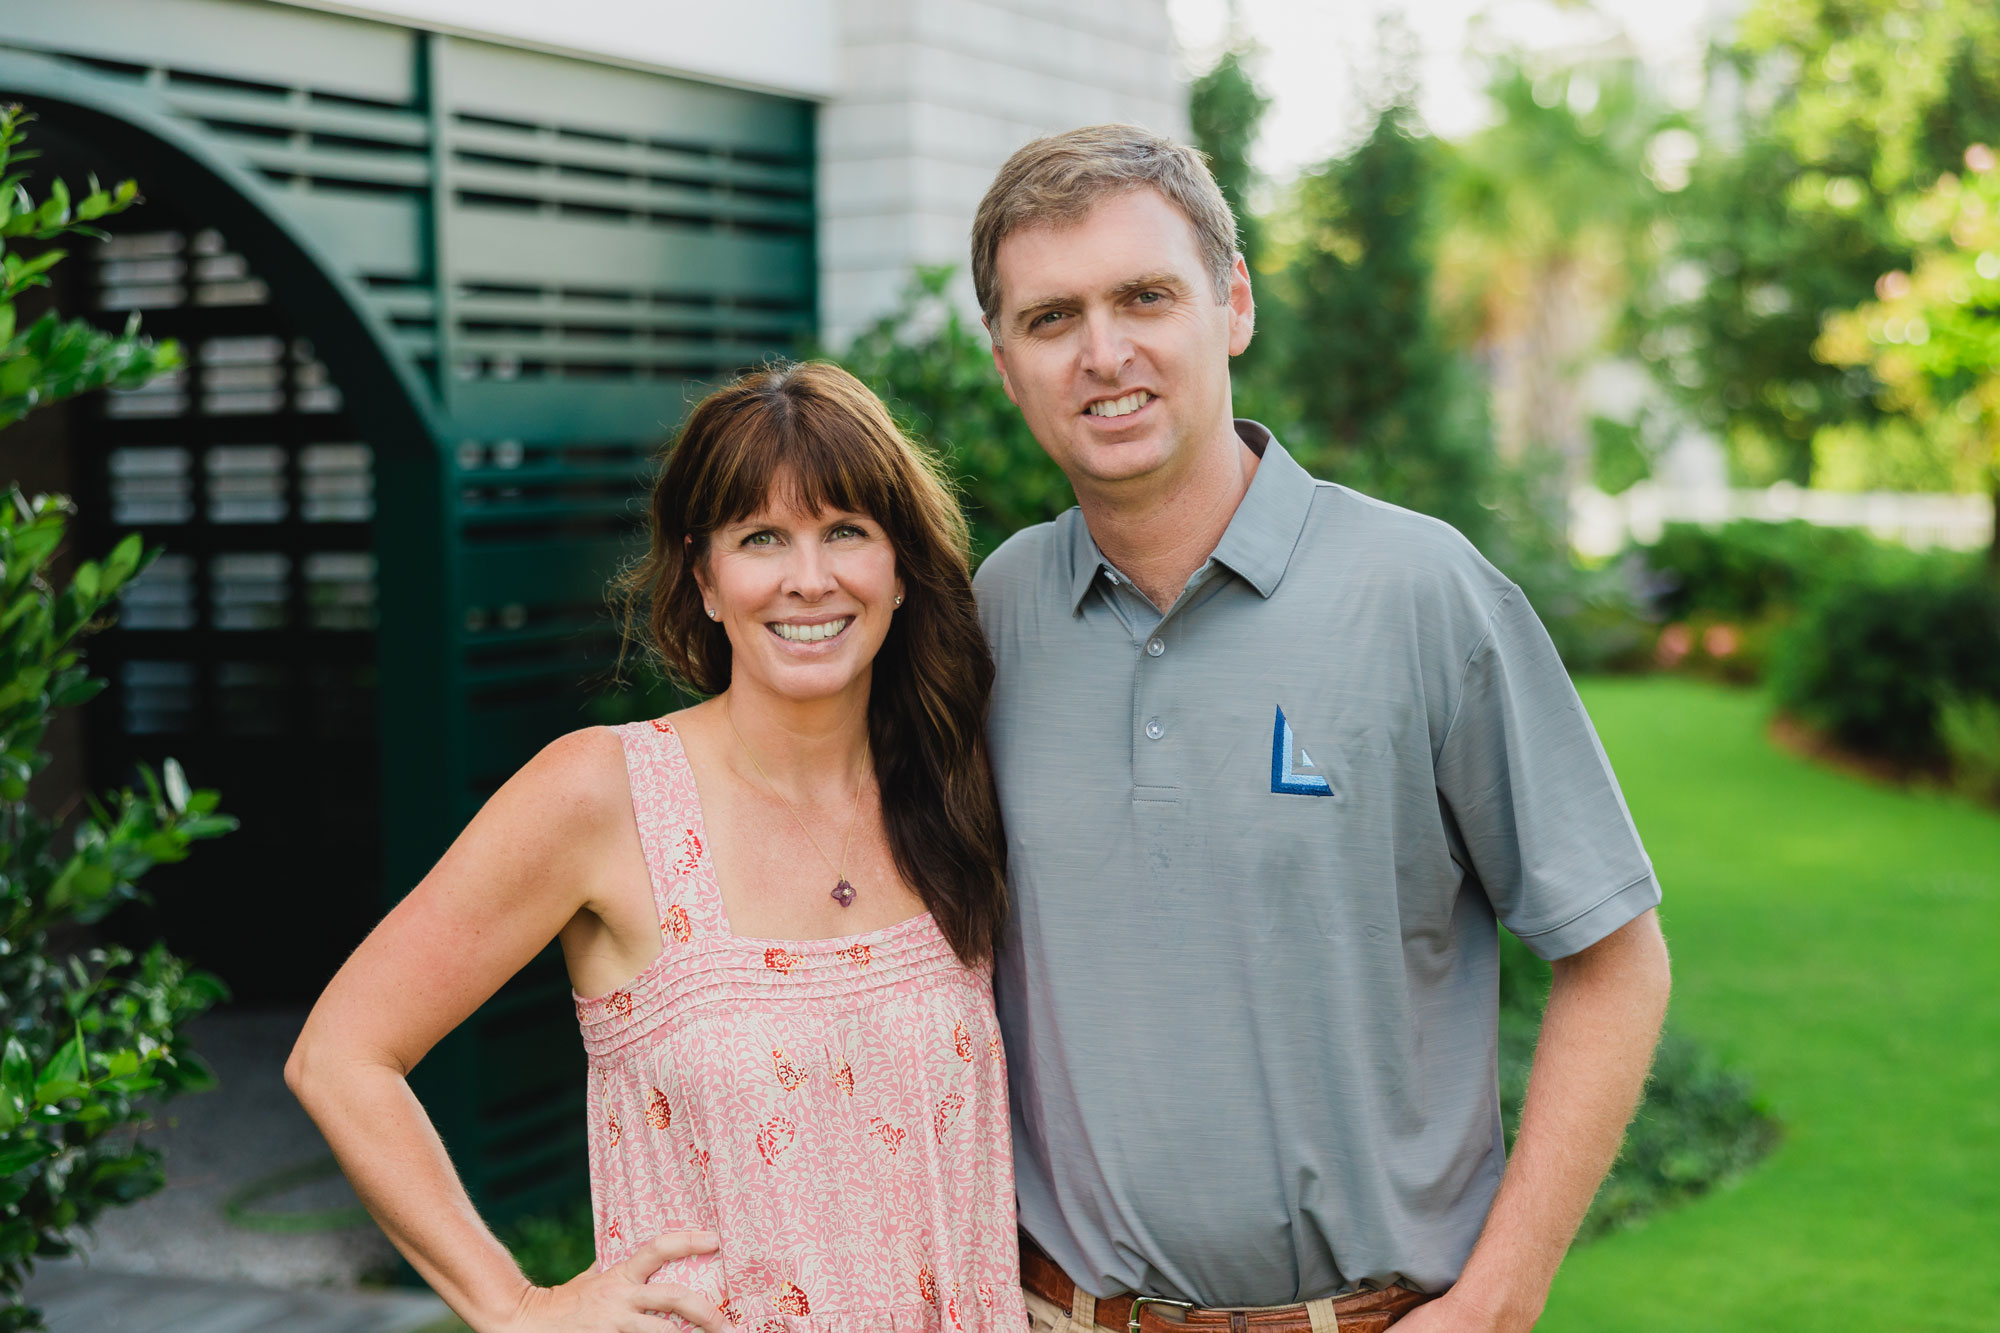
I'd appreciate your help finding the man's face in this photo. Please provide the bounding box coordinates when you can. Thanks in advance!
[988,187,1253,495]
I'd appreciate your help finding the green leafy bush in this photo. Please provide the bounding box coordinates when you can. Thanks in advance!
[1771,560,2000,762]
[0,108,230,1330]
[0,497,237,1327]
[1497,931,1778,1242]
[1639,520,1883,623]
[503,1197,597,1288]
[1938,693,2000,804]
[0,107,180,427]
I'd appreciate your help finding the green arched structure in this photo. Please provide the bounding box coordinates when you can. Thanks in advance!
[1,0,814,1222]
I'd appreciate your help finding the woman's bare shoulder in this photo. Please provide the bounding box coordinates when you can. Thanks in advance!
[509,703,712,824]
[494,725,635,835]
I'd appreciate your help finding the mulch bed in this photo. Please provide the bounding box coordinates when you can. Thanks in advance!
[1766,712,1955,792]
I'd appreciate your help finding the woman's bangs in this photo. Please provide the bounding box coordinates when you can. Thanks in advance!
[699,397,902,535]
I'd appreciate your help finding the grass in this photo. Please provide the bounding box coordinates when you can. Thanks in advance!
[1540,677,2000,1331]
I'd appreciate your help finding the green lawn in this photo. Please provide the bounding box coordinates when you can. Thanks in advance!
[1540,678,1999,1331]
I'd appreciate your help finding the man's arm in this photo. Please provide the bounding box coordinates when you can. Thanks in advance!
[1400,908,1671,1332]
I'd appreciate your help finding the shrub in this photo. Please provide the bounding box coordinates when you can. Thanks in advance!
[1938,693,2000,804]
[1639,519,1884,623]
[0,498,236,1327]
[1771,561,2000,762]
[0,107,231,1329]
[1498,931,1777,1241]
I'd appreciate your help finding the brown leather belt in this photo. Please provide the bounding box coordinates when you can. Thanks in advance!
[1021,1234,1432,1333]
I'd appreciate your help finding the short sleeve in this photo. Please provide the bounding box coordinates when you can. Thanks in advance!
[1434,586,1660,960]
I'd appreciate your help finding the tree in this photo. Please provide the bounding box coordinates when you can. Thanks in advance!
[0,105,232,1328]
[1272,78,1499,548]
[1190,41,1274,391]
[1637,0,2000,484]
[1817,145,2000,567]
[1438,59,1671,486]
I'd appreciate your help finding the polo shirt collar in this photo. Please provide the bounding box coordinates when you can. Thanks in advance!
[1065,419,1317,612]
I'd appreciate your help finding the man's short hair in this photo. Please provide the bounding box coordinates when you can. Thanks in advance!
[971,124,1240,334]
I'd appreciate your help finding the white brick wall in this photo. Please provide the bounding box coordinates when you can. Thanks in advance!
[818,0,1188,346]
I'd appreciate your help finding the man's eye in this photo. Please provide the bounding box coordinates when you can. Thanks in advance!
[1135,290,1163,305]
[1033,310,1065,328]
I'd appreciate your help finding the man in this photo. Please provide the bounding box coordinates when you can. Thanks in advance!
[969,124,1671,1333]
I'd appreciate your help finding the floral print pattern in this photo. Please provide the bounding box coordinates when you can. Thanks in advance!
[572,720,1022,1332]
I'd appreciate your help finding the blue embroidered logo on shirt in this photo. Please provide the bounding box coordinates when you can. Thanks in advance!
[1270,704,1334,796]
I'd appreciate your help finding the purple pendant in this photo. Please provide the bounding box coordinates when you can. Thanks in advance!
[831,878,857,907]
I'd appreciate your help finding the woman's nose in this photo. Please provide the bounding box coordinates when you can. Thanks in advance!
[782,542,838,597]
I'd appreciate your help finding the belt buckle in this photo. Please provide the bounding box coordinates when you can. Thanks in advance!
[1127,1296,1196,1333]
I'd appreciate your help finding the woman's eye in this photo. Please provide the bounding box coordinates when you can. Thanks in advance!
[830,524,866,540]
[742,531,777,547]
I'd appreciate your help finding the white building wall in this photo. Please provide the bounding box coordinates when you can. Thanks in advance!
[818,0,1188,346]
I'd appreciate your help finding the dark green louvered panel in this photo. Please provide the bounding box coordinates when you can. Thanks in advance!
[0,0,814,1226]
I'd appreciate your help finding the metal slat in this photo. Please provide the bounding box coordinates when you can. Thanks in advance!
[280,191,427,281]
[445,378,707,443]
[449,124,809,195]
[442,37,811,158]
[454,334,787,369]
[449,161,812,228]
[447,210,812,298]
[161,85,428,146]
[0,0,418,104]
[454,294,802,339]
[230,140,431,189]
[455,536,634,607]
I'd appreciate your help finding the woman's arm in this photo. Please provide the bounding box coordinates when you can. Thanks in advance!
[285,728,728,1333]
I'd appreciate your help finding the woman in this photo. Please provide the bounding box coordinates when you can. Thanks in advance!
[288,361,1021,1333]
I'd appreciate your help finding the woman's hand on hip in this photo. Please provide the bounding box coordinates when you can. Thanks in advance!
[508,1230,730,1333]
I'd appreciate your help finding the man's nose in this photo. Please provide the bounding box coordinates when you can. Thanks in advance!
[1077,309,1134,380]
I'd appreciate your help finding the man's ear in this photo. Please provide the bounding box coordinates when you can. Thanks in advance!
[984,318,1020,407]
[1226,254,1256,357]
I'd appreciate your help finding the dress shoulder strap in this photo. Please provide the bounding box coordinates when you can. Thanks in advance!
[614,719,730,944]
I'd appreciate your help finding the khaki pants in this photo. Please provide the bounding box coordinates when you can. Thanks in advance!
[1024,1288,1074,1333]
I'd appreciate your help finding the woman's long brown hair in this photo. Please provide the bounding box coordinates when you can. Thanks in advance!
[617,361,1006,966]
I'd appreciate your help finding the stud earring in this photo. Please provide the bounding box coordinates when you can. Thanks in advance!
[894,595,904,607]
[706,607,718,620]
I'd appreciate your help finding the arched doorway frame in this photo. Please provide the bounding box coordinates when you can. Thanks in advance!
[0,45,460,926]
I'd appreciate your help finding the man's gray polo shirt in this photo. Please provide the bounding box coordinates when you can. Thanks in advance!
[973,422,1659,1307]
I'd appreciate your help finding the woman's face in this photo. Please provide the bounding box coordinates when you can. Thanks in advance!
[694,482,904,708]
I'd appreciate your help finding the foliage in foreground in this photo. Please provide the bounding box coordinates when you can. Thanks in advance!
[0,110,228,1328]
[0,108,181,429]
[0,498,235,1326]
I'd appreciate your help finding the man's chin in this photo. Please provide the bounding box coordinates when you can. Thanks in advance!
[1063,433,1171,487]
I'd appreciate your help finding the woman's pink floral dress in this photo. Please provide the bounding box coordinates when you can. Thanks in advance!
[573,719,1024,1333]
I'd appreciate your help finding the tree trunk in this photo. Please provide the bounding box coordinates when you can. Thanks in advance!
[1989,478,1999,576]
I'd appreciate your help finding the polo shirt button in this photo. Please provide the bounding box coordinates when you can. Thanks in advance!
[1145,638,1164,657]
[1145,717,1164,740]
